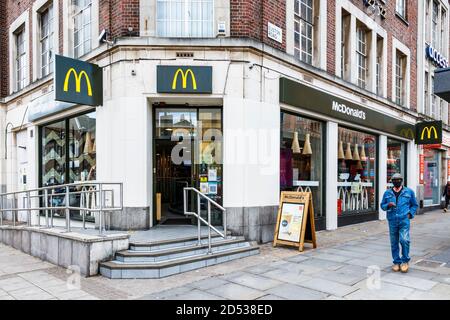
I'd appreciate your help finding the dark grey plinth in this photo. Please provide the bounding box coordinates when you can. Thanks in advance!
[108,207,150,231]
[225,206,278,244]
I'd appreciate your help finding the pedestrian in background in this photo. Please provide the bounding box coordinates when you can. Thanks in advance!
[380,173,418,273]
[442,180,450,212]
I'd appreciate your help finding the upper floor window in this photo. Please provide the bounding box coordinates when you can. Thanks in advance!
[157,0,214,37]
[395,51,406,106]
[425,71,430,115]
[73,0,92,58]
[432,1,439,49]
[40,4,54,77]
[431,76,437,118]
[396,0,407,19]
[356,27,367,89]
[440,8,447,51]
[16,27,27,91]
[294,0,313,64]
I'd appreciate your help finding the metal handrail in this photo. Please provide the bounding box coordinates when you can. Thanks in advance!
[183,187,227,254]
[0,182,123,235]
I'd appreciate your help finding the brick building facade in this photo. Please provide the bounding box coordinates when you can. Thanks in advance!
[0,1,448,240]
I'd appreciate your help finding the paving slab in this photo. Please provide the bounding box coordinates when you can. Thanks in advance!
[381,273,438,291]
[265,283,328,300]
[170,289,225,300]
[346,281,415,300]
[297,278,358,297]
[227,273,282,291]
[207,283,265,300]
[259,269,313,285]
[187,278,230,291]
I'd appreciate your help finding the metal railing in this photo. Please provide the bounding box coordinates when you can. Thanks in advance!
[183,187,227,254]
[0,182,123,235]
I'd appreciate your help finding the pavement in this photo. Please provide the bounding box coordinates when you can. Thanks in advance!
[1,209,450,300]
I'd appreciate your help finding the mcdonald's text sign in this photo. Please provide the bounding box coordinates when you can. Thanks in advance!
[55,55,103,106]
[415,121,442,145]
[157,66,212,93]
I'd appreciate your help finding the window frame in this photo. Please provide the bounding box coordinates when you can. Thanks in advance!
[39,3,55,78]
[432,0,439,49]
[72,0,93,59]
[15,27,27,92]
[395,51,406,107]
[396,0,407,20]
[294,0,314,65]
[356,27,367,89]
[156,0,215,38]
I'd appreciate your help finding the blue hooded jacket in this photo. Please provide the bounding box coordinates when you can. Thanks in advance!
[380,186,419,220]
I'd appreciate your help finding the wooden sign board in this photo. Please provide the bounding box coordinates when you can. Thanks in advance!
[273,191,317,252]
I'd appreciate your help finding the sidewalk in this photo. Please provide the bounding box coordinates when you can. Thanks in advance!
[1,209,450,300]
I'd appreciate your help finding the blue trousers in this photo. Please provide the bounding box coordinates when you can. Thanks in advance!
[388,216,411,265]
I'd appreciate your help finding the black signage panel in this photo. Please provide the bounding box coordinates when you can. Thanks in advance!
[157,66,212,94]
[279,77,416,140]
[55,55,103,106]
[434,67,450,103]
[415,121,442,145]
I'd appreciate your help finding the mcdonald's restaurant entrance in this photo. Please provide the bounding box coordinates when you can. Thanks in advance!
[153,106,223,225]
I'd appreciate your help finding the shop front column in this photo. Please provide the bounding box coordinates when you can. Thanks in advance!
[378,135,387,220]
[326,121,338,230]
[407,140,418,194]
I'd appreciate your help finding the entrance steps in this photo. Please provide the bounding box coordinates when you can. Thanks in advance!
[99,234,259,279]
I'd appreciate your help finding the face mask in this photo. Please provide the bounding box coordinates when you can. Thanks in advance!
[392,180,402,188]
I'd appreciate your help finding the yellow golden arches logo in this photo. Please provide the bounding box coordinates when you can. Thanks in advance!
[400,128,415,139]
[421,126,438,140]
[63,68,93,97]
[172,68,197,90]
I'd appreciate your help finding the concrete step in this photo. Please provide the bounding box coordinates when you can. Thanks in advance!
[99,243,260,279]
[116,238,250,263]
[129,232,233,251]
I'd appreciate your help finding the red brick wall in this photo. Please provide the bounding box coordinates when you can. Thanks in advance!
[1,0,34,97]
[99,0,140,40]
[327,0,418,111]
[230,0,286,51]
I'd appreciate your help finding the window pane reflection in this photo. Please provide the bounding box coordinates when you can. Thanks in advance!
[280,112,323,218]
[337,127,377,215]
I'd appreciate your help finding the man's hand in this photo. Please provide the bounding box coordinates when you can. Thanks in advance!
[387,202,396,208]
[408,213,412,219]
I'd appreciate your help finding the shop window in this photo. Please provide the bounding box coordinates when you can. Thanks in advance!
[69,114,96,182]
[280,112,323,220]
[41,120,66,186]
[41,111,96,186]
[387,138,406,187]
[423,148,441,206]
[337,127,377,216]
[156,0,214,38]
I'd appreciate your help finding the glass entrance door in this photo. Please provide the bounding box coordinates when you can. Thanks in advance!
[154,107,223,225]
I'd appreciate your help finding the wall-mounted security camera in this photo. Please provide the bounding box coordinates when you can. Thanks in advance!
[98,29,107,42]
[98,29,114,45]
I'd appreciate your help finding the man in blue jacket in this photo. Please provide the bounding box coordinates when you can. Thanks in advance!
[380,173,418,273]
